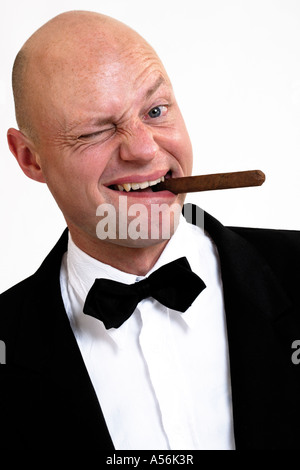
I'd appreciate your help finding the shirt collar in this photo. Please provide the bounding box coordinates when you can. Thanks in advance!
[146,215,195,275]
[66,235,137,305]
[67,215,192,299]
[66,215,208,340]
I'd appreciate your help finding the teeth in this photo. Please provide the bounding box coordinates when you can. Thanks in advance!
[139,181,150,189]
[149,178,160,187]
[118,175,165,192]
[123,183,132,192]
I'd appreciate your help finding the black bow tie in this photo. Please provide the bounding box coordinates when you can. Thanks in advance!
[83,257,206,329]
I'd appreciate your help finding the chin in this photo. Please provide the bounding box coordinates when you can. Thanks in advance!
[102,217,180,248]
[95,199,182,246]
[105,236,171,250]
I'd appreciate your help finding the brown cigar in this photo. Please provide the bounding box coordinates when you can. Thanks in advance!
[153,170,265,194]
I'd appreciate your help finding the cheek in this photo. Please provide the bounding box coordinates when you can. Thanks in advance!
[182,138,193,175]
[40,151,105,209]
[46,148,104,185]
[167,124,193,174]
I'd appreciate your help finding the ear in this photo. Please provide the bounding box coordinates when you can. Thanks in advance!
[7,128,46,183]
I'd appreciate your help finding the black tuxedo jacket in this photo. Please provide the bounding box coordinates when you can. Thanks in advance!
[1,206,300,450]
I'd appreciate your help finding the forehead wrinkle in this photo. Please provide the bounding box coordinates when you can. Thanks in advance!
[61,71,171,136]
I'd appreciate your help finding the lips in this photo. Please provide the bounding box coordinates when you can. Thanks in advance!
[107,171,171,193]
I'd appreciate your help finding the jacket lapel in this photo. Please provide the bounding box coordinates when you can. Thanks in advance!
[194,207,299,449]
[10,230,114,449]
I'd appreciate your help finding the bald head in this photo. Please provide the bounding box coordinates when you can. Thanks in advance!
[8,9,192,258]
[12,10,158,141]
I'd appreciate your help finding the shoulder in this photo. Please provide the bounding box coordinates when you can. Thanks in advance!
[0,271,36,308]
[0,274,37,351]
[226,225,300,305]
[0,228,68,301]
[0,229,68,337]
[229,225,300,266]
[184,203,300,257]
[184,204,300,295]
[229,224,300,246]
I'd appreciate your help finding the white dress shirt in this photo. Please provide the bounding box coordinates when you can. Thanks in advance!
[60,216,235,450]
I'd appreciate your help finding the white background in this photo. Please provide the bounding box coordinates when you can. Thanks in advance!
[1,0,300,292]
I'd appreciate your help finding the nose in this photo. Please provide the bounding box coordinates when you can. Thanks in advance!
[119,122,159,163]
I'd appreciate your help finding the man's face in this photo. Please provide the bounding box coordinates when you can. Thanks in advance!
[31,40,193,248]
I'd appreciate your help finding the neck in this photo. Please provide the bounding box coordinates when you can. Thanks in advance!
[68,225,169,276]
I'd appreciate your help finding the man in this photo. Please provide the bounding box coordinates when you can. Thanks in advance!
[0,10,300,450]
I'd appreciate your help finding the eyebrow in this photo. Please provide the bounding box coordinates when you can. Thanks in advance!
[70,76,168,134]
[145,76,166,100]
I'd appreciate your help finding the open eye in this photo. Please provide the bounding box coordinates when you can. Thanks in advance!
[146,105,168,120]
